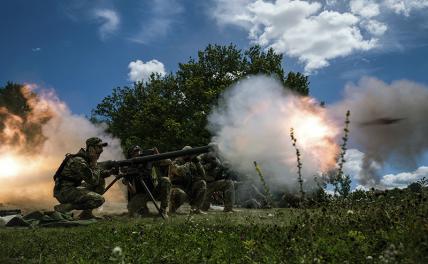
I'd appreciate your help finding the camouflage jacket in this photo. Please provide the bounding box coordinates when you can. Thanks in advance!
[198,153,222,182]
[56,148,106,188]
[171,157,206,185]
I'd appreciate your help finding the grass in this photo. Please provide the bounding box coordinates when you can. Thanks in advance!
[1,187,427,263]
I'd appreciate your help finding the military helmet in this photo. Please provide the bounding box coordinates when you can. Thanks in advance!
[182,145,192,151]
[86,137,108,148]
[127,145,142,158]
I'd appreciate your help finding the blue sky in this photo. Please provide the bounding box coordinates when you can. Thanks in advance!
[1,0,428,189]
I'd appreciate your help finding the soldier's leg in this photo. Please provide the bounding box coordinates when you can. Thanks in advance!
[203,180,235,211]
[56,187,105,211]
[157,177,171,212]
[127,193,149,216]
[169,187,187,213]
[190,180,207,211]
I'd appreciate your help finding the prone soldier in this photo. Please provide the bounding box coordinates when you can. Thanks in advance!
[53,137,116,220]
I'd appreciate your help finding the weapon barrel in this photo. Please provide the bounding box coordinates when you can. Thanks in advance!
[114,145,211,167]
[0,209,21,217]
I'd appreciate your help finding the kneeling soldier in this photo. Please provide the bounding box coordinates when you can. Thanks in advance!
[53,137,116,219]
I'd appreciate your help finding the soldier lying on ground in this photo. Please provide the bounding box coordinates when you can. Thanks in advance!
[169,146,207,214]
[121,145,170,219]
[198,152,235,212]
[53,137,117,220]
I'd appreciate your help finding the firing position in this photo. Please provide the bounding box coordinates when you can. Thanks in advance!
[121,145,171,219]
[169,146,208,214]
[198,152,235,212]
[53,137,116,219]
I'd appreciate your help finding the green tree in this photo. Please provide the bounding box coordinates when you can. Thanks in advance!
[92,44,310,151]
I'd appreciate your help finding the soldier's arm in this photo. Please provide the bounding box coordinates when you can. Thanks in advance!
[69,157,99,186]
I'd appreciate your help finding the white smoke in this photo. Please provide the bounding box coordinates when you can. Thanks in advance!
[208,75,340,192]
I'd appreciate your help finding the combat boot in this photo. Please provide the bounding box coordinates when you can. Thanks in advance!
[159,208,169,219]
[54,203,74,213]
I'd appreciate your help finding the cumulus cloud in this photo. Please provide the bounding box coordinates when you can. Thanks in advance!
[212,0,379,73]
[94,9,120,40]
[381,166,428,188]
[128,59,166,83]
[383,0,428,16]
[211,0,428,72]
[350,0,380,18]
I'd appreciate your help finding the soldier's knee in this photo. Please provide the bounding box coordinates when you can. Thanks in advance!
[160,177,171,186]
[89,194,105,208]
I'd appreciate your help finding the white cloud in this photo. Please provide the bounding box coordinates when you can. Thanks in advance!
[130,0,184,44]
[380,166,428,188]
[128,59,166,83]
[94,9,120,40]
[343,148,365,180]
[362,19,388,36]
[212,0,379,73]
[383,0,428,16]
[350,0,380,18]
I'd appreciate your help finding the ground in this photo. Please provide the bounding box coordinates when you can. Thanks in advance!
[0,188,427,263]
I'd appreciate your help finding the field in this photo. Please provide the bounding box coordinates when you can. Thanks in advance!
[1,187,427,264]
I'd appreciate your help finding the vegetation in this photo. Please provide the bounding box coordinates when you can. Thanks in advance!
[91,44,310,152]
[1,186,427,263]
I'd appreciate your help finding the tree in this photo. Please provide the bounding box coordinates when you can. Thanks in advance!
[92,44,310,151]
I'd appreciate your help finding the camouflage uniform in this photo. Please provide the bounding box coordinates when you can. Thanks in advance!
[122,146,171,217]
[53,138,110,213]
[199,153,235,211]
[169,154,207,213]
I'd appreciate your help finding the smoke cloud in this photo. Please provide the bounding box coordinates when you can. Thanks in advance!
[0,85,125,211]
[208,75,340,193]
[330,77,428,187]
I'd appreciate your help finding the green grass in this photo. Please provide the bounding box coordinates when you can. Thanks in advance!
[1,188,427,263]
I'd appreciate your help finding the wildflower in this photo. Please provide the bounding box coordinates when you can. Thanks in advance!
[112,246,122,256]
[347,210,354,215]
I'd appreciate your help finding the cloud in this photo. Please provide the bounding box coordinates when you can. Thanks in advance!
[128,59,166,82]
[212,0,379,73]
[211,0,428,73]
[383,0,428,16]
[32,48,41,52]
[130,0,184,44]
[350,0,380,18]
[93,9,120,40]
[381,166,428,188]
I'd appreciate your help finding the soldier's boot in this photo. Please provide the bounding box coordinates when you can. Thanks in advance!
[54,203,74,213]
[159,208,169,219]
[78,209,102,220]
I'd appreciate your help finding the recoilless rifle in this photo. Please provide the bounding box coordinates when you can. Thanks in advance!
[100,145,212,219]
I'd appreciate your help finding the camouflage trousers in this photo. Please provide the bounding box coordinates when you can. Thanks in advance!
[53,179,105,210]
[202,179,235,211]
[170,180,207,212]
[127,177,171,216]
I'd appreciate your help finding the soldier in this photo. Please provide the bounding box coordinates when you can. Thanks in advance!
[122,145,171,219]
[199,152,235,212]
[169,146,207,214]
[53,137,116,220]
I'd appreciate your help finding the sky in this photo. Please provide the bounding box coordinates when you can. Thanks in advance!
[1,0,428,189]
